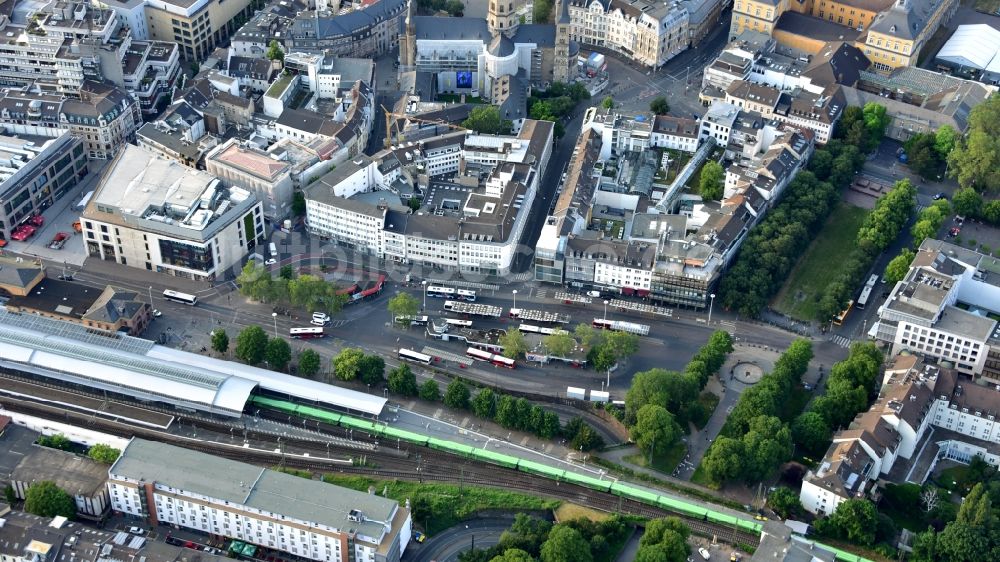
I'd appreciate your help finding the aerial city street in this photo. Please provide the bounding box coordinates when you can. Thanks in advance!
[1,0,1000,561]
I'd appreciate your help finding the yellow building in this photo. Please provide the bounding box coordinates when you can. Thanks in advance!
[730,0,788,38]
[810,0,893,32]
[146,0,255,61]
[857,0,958,72]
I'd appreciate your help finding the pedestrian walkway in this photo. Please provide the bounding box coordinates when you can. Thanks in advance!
[830,335,851,348]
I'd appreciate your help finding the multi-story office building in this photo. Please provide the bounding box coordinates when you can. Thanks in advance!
[108,438,411,562]
[723,79,844,143]
[0,133,88,242]
[144,0,255,61]
[11,445,111,517]
[567,0,689,69]
[874,239,1000,377]
[305,120,554,276]
[206,139,294,220]
[80,144,265,281]
[0,81,141,160]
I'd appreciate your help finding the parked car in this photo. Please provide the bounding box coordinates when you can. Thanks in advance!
[413,531,426,543]
[586,290,602,298]
[933,192,948,200]
[128,527,145,535]
[949,227,961,237]
[312,312,330,324]
[28,215,44,227]
[698,547,711,560]
[48,232,70,250]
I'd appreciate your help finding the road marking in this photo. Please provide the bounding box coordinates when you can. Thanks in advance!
[830,335,851,348]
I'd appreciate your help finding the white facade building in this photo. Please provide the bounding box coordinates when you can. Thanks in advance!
[81,145,265,281]
[567,0,689,69]
[108,438,410,562]
[306,121,554,275]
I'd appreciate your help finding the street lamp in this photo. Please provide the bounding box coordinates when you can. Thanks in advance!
[708,293,716,324]
[421,280,427,310]
[512,289,517,310]
[271,312,278,337]
[603,300,609,321]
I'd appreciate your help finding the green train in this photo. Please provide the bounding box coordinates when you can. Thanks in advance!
[248,396,871,562]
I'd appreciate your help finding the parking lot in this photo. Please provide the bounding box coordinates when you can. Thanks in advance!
[3,164,105,267]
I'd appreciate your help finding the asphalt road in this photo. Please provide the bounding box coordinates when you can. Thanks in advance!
[403,519,511,562]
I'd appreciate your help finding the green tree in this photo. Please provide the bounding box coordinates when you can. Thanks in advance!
[266,39,284,61]
[332,347,365,381]
[631,404,681,459]
[407,196,421,211]
[387,364,418,396]
[948,95,1000,192]
[358,354,385,386]
[279,264,295,280]
[641,517,689,546]
[791,411,832,457]
[742,415,793,482]
[24,481,76,518]
[767,487,803,519]
[419,379,441,401]
[298,349,321,376]
[444,379,471,409]
[884,249,914,285]
[574,323,602,348]
[935,125,958,158]
[650,97,670,115]
[445,0,463,15]
[984,199,1000,225]
[911,218,939,247]
[698,160,725,201]
[500,514,552,556]
[542,331,574,358]
[237,262,273,301]
[4,484,14,504]
[37,434,73,451]
[702,436,745,483]
[540,525,592,562]
[388,292,420,322]
[265,338,292,371]
[87,444,120,464]
[489,549,535,562]
[462,105,512,135]
[822,499,878,546]
[211,329,229,355]
[634,542,686,562]
[472,388,497,418]
[234,325,268,365]
[532,0,552,23]
[500,329,529,359]
[601,96,614,110]
[292,191,306,216]
[953,187,983,217]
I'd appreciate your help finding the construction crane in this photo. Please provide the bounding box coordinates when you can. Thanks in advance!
[381,103,468,148]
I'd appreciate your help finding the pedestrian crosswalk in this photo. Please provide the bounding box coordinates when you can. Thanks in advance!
[534,289,548,299]
[831,335,852,348]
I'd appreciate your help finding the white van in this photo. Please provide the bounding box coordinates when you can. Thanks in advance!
[269,242,278,257]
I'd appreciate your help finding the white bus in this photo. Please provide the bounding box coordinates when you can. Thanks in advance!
[455,289,477,302]
[290,327,325,339]
[398,348,432,365]
[444,319,473,328]
[269,242,278,258]
[856,285,874,310]
[162,290,198,305]
[426,285,455,298]
[466,347,493,362]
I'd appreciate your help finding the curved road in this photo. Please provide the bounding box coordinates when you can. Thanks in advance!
[404,519,512,562]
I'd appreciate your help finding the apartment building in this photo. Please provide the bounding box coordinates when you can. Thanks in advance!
[0,81,141,160]
[724,79,844,143]
[584,108,700,157]
[802,350,1000,515]
[11,445,111,517]
[0,133,88,242]
[81,144,264,281]
[206,139,294,220]
[535,104,812,308]
[874,239,1000,377]
[144,0,255,61]
[287,0,406,58]
[284,53,374,100]
[567,0,689,69]
[108,438,411,562]
[730,0,788,37]
[305,120,554,276]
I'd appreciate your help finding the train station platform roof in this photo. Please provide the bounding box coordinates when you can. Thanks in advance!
[0,307,387,418]
[0,308,256,416]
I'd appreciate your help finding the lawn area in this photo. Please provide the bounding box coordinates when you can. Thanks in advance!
[555,503,611,522]
[322,474,558,535]
[773,202,870,321]
[689,464,720,489]
[624,440,687,474]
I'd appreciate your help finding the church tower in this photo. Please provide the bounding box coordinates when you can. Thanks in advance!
[553,0,572,83]
[488,0,520,37]
[400,0,416,68]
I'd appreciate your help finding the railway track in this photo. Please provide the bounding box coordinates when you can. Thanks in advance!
[0,396,759,547]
